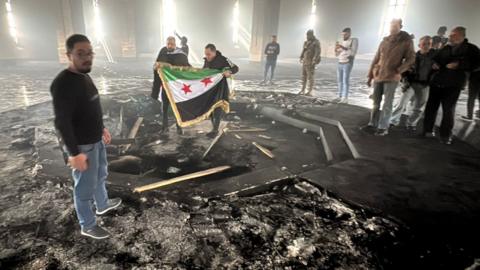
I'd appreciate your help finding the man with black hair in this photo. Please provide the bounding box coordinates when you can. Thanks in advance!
[334,27,358,103]
[50,34,122,240]
[423,27,480,144]
[175,31,189,56]
[299,29,321,96]
[262,35,280,85]
[151,36,190,135]
[203,43,239,138]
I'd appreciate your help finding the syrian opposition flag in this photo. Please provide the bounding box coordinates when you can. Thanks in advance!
[157,63,231,127]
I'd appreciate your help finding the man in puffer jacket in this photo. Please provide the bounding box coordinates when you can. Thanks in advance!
[364,19,415,136]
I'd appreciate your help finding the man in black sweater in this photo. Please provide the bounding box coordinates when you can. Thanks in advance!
[423,27,480,144]
[151,36,190,134]
[203,43,239,138]
[50,34,121,239]
[262,35,280,85]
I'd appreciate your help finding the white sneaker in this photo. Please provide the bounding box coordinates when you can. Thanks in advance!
[340,98,349,104]
[96,198,122,215]
[332,97,342,103]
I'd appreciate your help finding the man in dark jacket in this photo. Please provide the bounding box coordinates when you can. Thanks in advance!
[203,43,239,137]
[151,36,190,134]
[390,35,435,130]
[423,27,480,144]
[175,31,189,56]
[262,35,280,85]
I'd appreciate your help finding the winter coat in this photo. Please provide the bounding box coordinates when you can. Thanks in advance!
[368,31,416,82]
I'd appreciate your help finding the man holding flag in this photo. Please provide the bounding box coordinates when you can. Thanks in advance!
[203,44,239,138]
[154,43,238,137]
[151,36,190,135]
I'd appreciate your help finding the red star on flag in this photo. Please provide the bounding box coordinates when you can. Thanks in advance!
[201,77,213,87]
[181,83,192,94]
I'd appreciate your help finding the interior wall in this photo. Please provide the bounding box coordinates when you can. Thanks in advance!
[405,0,480,46]
[1,0,479,61]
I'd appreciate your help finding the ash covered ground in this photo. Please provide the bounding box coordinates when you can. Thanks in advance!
[1,61,478,269]
[0,88,414,269]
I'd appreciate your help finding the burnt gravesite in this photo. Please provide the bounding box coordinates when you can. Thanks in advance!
[1,0,480,269]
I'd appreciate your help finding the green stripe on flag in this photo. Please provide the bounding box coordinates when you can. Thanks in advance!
[161,66,223,82]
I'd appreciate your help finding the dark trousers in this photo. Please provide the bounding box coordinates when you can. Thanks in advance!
[210,107,223,132]
[467,75,480,118]
[161,90,181,131]
[423,85,462,138]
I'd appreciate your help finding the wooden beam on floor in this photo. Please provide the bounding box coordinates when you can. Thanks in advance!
[133,165,231,193]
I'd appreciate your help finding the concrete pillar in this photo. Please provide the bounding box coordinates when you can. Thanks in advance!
[120,0,137,58]
[249,0,280,62]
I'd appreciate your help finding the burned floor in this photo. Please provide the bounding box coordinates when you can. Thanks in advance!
[1,62,480,269]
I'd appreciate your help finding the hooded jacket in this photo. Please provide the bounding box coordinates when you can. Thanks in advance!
[368,31,416,82]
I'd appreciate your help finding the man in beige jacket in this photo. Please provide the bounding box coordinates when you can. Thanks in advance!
[364,19,415,136]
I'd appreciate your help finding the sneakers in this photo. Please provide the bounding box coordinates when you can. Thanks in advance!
[332,97,342,103]
[374,129,389,136]
[339,98,349,104]
[423,132,436,138]
[440,136,453,145]
[96,198,122,215]
[81,225,110,240]
[206,130,219,138]
[359,125,376,134]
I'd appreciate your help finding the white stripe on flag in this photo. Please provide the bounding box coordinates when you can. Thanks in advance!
[166,73,224,103]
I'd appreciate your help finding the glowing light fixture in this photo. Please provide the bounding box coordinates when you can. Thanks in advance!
[232,0,239,46]
[92,0,114,63]
[5,0,18,44]
[161,0,177,42]
[308,0,317,30]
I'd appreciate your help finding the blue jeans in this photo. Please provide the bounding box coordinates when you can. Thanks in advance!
[264,59,277,81]
[337,62,353,98]
[67,140,109,229]
[369,81,399,130]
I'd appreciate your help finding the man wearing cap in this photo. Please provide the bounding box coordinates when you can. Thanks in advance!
[299,29,321,96]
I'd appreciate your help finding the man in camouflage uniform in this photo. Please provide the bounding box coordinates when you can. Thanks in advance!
[299,29,321,96]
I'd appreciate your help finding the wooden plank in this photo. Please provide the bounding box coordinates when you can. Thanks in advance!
[252,142,275,159]
[227,128,267,132]
[202,122,228,159]
[124,117,144,151]
[133,165,231,193]
[128,117,144,139]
